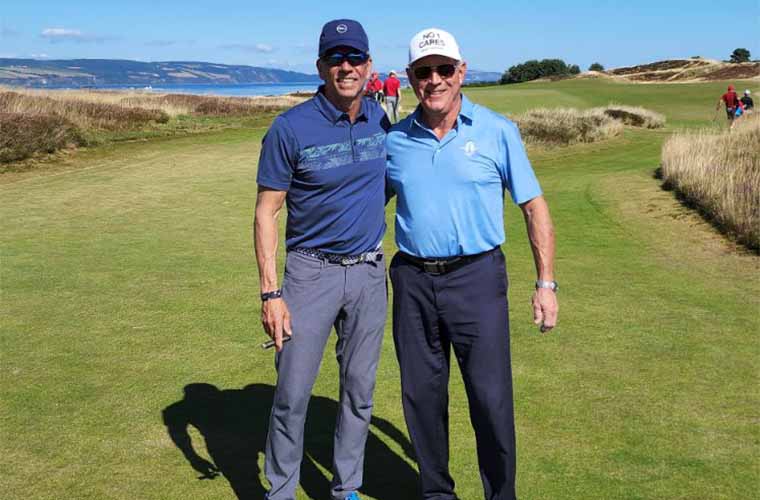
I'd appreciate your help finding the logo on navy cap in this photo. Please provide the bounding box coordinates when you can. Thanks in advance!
[336,24,348,34]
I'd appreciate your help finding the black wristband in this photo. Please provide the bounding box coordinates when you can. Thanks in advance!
[261,289,283,302]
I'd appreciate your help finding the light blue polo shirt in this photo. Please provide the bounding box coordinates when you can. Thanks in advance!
[386,94,542,258]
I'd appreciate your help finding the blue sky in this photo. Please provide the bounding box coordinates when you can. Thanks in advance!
[1,0,758,74]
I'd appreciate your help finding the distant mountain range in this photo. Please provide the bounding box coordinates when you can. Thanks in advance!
[0,58,502,87]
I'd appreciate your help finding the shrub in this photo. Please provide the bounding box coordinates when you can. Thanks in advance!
[660,114,760,250]
[0,112,86,163]
[589,62,605,71]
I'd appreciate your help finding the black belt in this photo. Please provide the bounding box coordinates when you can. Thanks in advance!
[398,247,497,275]
[292,247,382,266]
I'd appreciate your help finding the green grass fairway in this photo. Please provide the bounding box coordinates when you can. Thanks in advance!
[2,79,758,500]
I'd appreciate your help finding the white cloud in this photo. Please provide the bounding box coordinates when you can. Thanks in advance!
[42,28,83,39]
[41,28,115,43]
[146,40,177,47]
[219,43,277,53]
[30,53,50,59]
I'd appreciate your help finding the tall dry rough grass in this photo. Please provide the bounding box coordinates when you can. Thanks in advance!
[0,91,169,130]
[515,107,624,145]
[514,104,664,146]
[603,104,665,129]
[0,87,304,164]
[661,114,760,250]
[119,93,304,116]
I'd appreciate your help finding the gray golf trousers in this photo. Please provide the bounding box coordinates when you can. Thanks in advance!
[385,96,399,124]
[264,250,387,500]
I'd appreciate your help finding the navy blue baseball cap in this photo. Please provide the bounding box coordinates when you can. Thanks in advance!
[318,19,369,57]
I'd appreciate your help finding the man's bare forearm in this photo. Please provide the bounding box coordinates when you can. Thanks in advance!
[254,189,286,292]
[520,195,555,281]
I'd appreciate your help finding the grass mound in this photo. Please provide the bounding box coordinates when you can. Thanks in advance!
[603,104,665,128]
[661,114,760,250]
[514,104,665,146]
[0,112,86,163]
[515,107,624,145]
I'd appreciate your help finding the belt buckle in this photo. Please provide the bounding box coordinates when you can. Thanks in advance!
[339,256,354,266]
[423,260,445,274]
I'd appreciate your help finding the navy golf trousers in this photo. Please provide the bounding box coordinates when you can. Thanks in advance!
[389,248,517,500]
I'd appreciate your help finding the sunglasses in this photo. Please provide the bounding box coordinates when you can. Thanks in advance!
[321,51,370,67]
[412,63,458,80]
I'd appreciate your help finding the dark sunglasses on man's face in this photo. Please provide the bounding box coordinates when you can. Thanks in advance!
[412,63,458,80]
[322,51,370,67]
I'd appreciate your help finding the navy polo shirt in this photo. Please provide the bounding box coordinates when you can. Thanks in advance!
[257,88,390,255]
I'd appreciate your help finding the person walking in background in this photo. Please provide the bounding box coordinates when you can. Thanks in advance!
[740,90,754,114]
[365,71,383,102]
[254,18,390,500]
[386,28,559,500]
[383,70,402,123]
[716,84,741,129]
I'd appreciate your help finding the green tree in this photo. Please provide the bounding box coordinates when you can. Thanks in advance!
[500,58,578,84]
[730,48,751,63]
[589,62,604,71]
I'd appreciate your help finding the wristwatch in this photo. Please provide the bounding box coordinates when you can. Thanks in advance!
[535,280,559,292]
[261,289,283,301]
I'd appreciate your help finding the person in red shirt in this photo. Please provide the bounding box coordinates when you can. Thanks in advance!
[383,70,402,123]
[365,72,383,102]
[716,84,740,129]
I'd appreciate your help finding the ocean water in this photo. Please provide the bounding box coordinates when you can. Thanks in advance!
[67,82,320,96]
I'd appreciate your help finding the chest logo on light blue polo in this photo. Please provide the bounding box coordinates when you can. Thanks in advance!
[461,141,477,157]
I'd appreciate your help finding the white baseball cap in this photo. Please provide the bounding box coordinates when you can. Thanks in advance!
[745,89,751,95]
[408,28,462,65]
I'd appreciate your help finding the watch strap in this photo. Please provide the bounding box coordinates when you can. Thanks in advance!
[535,280,558,292]
[261,289,283,301]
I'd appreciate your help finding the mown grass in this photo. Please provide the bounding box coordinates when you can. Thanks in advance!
[1,79,758,500]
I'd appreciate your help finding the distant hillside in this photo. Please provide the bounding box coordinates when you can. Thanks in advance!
[0,58,502,88]
[587,58,760,82]
[383,69,502,84]
[0,59,321,87]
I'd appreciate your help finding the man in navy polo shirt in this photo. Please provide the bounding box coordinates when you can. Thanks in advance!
[386,28,559,500]
[254,19,390,500]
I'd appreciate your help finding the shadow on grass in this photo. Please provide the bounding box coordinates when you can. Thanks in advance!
[162,383,418,500]
[653,166,759,254]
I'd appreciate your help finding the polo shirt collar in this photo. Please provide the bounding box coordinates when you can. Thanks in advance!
[314,85,369,124]
[409,93,475,133]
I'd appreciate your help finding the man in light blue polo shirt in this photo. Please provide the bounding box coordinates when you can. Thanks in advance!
[254,19,389,500]
[386,28,559,500]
